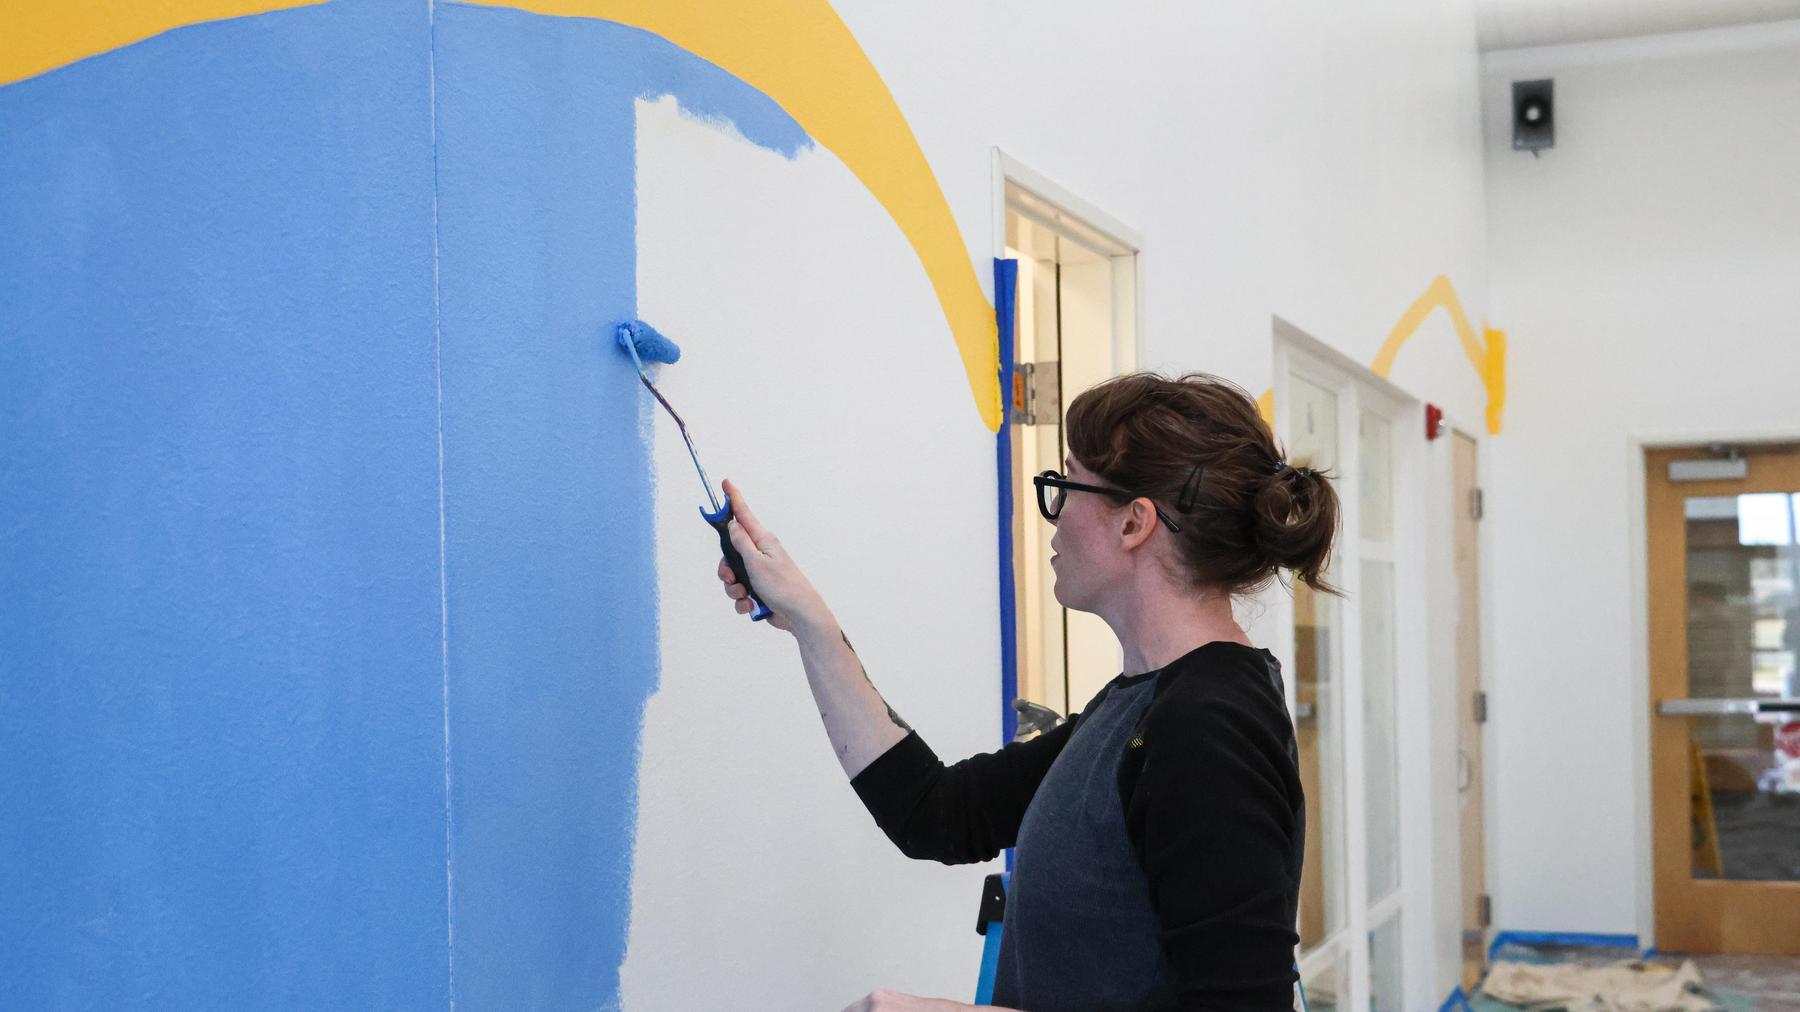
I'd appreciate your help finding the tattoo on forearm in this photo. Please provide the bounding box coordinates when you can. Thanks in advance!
[841,631,912,733]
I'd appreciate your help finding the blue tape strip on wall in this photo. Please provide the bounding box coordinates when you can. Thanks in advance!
[994,256,1020,748]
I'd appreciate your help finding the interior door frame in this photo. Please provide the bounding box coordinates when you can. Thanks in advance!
[1637,437,1800,953]
[990,149,1144,376]
[990,149,1142,731]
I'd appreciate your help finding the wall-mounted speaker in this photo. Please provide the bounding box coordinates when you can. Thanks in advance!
[1512,78,1554,153]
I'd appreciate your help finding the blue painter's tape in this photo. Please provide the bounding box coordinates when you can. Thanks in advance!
[994,258,1020,749]
[1487,930,1640,963]
[1436,984,1474,1012]
[993,258,1019,875]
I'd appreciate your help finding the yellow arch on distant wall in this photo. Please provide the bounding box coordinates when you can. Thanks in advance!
[1258,275,1507,437]
[2,0,1005,431]
[1372,274,1506,436]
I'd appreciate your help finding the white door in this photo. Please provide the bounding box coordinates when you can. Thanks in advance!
[1277,331,1425,1011]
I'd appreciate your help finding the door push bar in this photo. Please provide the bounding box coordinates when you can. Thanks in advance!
[1658,697,1800,716]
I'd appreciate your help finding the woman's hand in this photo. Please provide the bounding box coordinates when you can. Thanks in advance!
[717,478,830,633]
[839,990,981,1012]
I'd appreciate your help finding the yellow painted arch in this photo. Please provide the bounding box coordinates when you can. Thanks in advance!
[472,0,998,428]
[3,0,1004,430]
[1371,274,1506,436]
[1260,275,1507,437]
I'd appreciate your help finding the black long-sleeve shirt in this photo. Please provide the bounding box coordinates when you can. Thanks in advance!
[850,641,1303,1011]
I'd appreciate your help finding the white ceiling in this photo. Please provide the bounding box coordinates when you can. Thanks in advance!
[1475,0,1800,50]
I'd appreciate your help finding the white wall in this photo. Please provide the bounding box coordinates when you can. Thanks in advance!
[623,96,1000,1009]
[621,1,1499,1005]
[838,0,1492,423]
[1481,22,1800,938]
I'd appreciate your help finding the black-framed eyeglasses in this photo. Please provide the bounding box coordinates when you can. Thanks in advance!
[1032,469,1182,533]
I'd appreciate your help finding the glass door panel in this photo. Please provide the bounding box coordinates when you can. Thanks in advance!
[1291,376,1345,953]
[1362,558,1401,901]
[1679,493,1800,883]
[1370,913,1405,1012]
[1361,409,1402,911]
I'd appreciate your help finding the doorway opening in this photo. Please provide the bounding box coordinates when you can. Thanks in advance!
[998,159,1139,727]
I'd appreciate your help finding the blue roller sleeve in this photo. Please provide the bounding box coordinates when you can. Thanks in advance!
[702,493,772,622]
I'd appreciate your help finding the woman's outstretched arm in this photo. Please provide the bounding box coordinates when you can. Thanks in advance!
[717,479,1072,862]
[716,478,912,778]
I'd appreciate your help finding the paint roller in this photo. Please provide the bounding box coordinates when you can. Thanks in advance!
[615,320,773,621]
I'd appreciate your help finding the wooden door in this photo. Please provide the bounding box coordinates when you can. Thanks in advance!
[1453,433,1488,988]
[1646,444,1800,954]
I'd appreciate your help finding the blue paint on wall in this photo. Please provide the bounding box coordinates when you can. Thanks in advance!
[630,30,813,160]
[0,1,809,1007]
[0,3,446,1007]
[434,5,804,1007]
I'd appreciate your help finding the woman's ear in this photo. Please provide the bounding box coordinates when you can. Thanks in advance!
[1119,498,1158,550]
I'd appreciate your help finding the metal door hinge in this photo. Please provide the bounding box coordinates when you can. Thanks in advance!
[1470,487,1486,521]
[1479,893,1493,928]
[1474,691,1489,724]
[1011,361,1061,426]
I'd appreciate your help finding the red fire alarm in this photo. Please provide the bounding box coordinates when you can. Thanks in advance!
[1425,403,1445,440]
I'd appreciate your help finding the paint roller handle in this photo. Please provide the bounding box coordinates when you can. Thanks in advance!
[703,495,773,622]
